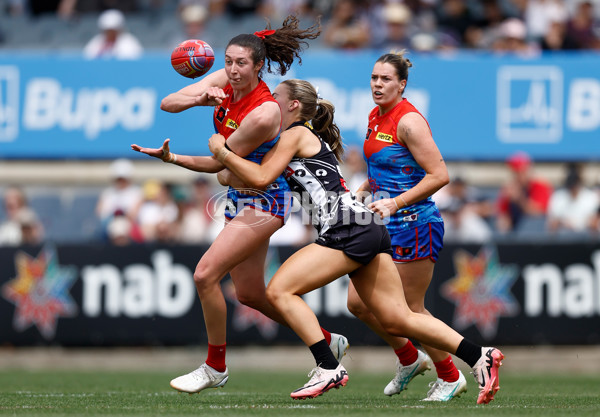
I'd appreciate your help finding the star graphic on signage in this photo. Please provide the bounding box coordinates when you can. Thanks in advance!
[441,246,519,339]
[1,246,77,340]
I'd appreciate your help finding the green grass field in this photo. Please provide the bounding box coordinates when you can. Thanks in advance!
[1,370,598,417]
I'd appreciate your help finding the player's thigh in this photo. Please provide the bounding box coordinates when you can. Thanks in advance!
[350,253,411,325]
[268,243,360,297]
[396,259,435,309]
[197,208,282,279]
[229,238,271,300]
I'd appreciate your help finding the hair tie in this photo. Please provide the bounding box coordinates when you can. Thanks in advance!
[254,29,276,39]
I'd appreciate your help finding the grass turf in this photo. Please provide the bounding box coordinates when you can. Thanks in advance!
[0,370,598,416]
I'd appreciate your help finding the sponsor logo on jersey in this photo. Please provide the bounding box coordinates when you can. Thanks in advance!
[284,166,295,179]
[402,213,418,222]
[375,132,393,143]
[395,246,413,257]
[226,118,238,130]
[216,106,226,123]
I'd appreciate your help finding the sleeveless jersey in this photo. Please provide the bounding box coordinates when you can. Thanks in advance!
[284,122,372,235]
[363,99,442,235]
[213,80,290,219]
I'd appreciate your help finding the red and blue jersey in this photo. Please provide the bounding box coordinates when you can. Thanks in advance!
[213,80,290,220]
[364,98,442,235]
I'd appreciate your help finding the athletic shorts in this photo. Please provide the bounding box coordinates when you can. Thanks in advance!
[315,222,393,265]
[390,222,444,263]
[224,187,291,222]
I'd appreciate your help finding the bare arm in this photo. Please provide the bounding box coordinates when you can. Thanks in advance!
[368,112,449,218]
[160,69,229,113]
[131,138,224,173]
[223,101,281,156]
[209,130,300,189]
[397,112,449,204]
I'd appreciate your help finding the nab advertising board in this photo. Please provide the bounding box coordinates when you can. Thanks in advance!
[1,242,599,346]
[0,52,599,161]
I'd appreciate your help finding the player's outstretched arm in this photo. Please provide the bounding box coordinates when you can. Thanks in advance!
[161,69,229,113]
[131,139,224,173]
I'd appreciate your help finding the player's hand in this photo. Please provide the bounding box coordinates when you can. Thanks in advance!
[368,198,397,219]
[208,133,227,155]
[199,87,228,106]
[131,138,172,162]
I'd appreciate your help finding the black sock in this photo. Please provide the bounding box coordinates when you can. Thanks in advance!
[455,338,482,368]
[309,339,339,370]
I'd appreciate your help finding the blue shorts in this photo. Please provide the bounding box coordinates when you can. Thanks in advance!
[224,187,291,222]
[390,222,444,263]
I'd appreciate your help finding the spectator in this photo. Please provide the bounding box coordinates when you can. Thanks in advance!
[491,17,539,55]
[372,2,413,51]
[179,176,215,244]
[171,4,213,47]
[496,151,553,233]
[96,158,144,239]
[434,177,493,243]
[137,179,179,243]
[323,0,370,49]
[566,1,600,49]
[15,208,44,246]
[0,186,44,246]
[540,12,578,50]
[435,0,478,45]
[106,211,134,246]
[83,9,144,60]
[524,0,568,41]
[547,164,599,234]
[341,145,368,198]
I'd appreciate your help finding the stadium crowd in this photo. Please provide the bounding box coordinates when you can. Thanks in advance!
[0,0,599,53]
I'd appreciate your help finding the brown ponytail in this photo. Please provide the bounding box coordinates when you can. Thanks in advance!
[281,79,344,161]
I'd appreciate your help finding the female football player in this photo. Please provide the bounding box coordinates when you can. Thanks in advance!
[347,51,467,401]
[131,16,348,394]
[207,79,504,404]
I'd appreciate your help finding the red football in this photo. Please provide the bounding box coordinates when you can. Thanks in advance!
[171,39,215,79]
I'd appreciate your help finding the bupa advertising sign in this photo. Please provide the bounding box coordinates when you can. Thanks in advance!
[0,52,599,160]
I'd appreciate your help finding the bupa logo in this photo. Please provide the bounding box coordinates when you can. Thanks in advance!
[0,66,19,142]
[496,66,563,143]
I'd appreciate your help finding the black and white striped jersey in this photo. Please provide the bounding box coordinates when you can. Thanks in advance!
[283,122,372,235]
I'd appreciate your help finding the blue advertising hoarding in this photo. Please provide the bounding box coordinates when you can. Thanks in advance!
[0,51,599,161]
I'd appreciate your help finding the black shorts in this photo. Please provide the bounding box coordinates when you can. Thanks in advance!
[315,222,393,265]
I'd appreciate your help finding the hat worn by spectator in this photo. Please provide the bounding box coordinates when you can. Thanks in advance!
[110,158,133,179]
[507,151,531,172]
[98,9,125,31]
[181,4,208,24]
[384,3,412,25]
[500,18,527,40]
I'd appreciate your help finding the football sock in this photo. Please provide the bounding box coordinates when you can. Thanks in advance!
[206,343,227,372]
[434,355,460,382]
[394,340,419,366]
[309,339,339,370]
[455,338,481,368]
[321,327,332,345]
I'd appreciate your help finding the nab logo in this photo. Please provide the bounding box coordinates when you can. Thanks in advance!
[497,66,563,143]
[0,66,19,142]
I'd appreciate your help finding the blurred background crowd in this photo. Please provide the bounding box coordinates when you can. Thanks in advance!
[1,0,599,53]
[1,0,600,247]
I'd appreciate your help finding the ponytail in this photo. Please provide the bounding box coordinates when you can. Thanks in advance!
[312,99,343,161]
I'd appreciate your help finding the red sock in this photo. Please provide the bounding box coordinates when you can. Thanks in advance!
[434,355,460,383]
[205,343,227,373]
[321,327,332,345]
[394,341,419,366]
